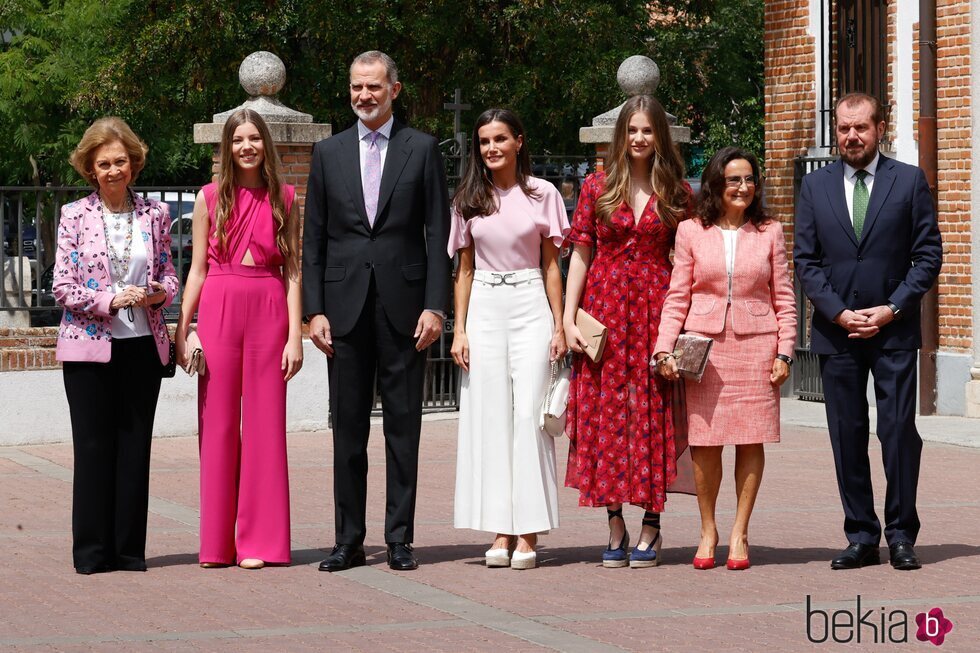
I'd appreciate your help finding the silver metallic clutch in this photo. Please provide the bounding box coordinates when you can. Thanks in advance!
[673,334,713,382]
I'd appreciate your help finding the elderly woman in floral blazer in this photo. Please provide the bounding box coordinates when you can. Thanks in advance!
[53,117,178,575]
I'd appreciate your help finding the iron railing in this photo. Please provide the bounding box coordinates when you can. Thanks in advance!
[791,156,837,401]
[815,0,891,151]
[3,155,594,413]
[0,185,199,326]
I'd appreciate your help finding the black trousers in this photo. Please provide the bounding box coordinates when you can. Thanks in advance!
[63,336,162,572]
[328,278,426,545]
[820,347,922,546]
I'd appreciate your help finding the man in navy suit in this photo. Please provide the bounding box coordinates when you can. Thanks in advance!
[794,92,942,571]
[302,51,451,572]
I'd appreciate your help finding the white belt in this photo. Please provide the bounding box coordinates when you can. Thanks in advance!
[472,268,542,286]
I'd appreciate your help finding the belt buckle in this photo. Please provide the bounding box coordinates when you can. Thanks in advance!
[489,272,516,286]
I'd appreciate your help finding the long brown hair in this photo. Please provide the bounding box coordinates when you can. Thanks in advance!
[696,146,770,228]
[452,108,540,220]
[214,109,292,267]
[596,95,687,229]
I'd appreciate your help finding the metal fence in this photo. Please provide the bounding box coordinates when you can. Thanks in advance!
[1,185,199,326]
[2,154,593,413]
[791,156,837,402]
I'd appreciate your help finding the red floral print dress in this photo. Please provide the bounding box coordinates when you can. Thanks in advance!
[565,171,686,512]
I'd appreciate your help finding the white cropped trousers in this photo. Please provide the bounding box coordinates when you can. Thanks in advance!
[454,268,560,535]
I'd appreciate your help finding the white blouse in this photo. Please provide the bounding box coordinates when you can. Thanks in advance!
[104,210,151,338]
[718,226,738,304]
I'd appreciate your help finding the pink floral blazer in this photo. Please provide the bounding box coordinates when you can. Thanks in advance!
[53,191,179,364]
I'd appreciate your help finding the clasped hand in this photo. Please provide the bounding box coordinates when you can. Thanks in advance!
[110,282,166,311]
[835,306,894,339]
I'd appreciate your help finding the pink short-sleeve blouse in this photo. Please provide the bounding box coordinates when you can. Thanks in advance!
[448,176,570,271]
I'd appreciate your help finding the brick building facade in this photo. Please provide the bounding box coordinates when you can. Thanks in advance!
[764,0,979,416]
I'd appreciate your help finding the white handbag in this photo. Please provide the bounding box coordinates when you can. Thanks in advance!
[539,359,571,438]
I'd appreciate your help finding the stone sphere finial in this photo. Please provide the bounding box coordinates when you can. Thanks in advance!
[617,55,660,97]
[239,51,286,97]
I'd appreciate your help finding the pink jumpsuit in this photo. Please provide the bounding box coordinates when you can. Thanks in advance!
[197,183,293,565]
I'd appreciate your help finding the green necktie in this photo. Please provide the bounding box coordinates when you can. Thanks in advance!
[853,169,869,239]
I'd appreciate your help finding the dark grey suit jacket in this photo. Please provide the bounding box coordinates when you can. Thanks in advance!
[302,121,451,337]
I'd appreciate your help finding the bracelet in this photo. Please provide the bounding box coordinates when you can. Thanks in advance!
[775,354,793,366]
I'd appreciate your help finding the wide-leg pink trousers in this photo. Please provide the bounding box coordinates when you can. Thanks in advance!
[197,264,290,565]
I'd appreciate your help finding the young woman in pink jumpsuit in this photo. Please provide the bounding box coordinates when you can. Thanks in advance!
[177,109,303,569]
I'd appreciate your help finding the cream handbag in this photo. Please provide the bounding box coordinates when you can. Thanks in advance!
[539,359,572,437]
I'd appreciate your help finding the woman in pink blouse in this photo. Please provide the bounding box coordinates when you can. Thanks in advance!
[449,109,569,570]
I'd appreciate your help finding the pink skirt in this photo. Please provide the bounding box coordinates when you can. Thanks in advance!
[683,310,780,446]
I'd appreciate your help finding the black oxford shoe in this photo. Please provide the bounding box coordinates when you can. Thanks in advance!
[387,543,418,571]
[831,542,881,570]
[318,544,366,572]
[889,542,921,570]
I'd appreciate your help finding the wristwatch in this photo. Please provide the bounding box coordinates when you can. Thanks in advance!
[887,302,901,320]
[775,354,793,366]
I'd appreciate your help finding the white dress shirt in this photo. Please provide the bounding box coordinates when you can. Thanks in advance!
[843,152,879,225]
[355,115,445,321]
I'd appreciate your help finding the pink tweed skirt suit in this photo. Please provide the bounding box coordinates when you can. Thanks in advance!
[654,218,797,446]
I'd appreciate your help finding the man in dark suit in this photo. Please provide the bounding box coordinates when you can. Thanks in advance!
[794,92,942,571]
[302,51,451,572]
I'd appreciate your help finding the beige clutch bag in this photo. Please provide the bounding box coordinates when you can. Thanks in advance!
[673,334,713,382]
[575,308,608,362]
[183,330,207,377]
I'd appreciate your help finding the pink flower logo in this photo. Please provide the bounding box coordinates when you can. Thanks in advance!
[915,608,953,646]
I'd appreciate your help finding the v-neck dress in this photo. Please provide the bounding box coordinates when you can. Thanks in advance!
[565,171,687,512]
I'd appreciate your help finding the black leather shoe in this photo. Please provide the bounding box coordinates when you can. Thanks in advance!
[889,542,921,570]
[387,543,418,571]
[831,543,881,570]
[318,544,366,572]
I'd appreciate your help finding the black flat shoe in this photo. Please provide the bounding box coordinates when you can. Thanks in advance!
[387,543,418,571]
[318,544,366,572]
[888,542,921,570]
[831,542,881,570]
[75,565,112,575]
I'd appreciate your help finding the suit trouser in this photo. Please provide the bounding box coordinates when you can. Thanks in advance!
[63,335,161,572]
[329,276,426,545]
[197,265,291,564]
[819,347,922,546]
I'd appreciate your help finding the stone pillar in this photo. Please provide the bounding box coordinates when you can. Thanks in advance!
[579,55,691,169]
[192,51,331,220]
[1,257,32,328]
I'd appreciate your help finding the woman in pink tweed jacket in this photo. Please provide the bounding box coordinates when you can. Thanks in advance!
[53,117,178,575]
[654,147,796,571]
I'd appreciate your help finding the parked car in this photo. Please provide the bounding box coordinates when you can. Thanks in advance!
[31,263,61,327]
[170,216,194,281]
[142,191,197,282]
[3,223,37,259]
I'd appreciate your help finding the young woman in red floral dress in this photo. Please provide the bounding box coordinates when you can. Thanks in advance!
[563,95,692,568]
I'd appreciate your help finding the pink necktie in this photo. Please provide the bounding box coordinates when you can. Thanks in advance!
[364,131,381,226]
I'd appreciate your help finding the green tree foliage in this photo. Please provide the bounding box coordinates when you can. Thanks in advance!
[0,0,763,185]
[650,0,765,174]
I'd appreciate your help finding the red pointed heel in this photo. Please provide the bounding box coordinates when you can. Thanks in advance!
[726,556,751,571]
[693,556,716,570]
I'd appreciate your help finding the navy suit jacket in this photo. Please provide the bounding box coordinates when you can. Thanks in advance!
[301,121,451,337]
[793,155,942,354]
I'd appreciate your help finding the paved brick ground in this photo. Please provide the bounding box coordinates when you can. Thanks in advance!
[1,417,977,652]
